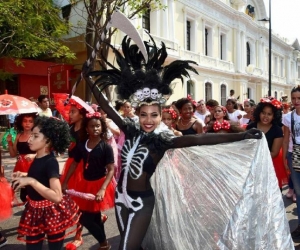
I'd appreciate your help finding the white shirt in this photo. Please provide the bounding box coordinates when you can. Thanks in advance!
[283,111,300,152]
[194,111,210,123]
[38,107,52,117]
[227,110,242,123]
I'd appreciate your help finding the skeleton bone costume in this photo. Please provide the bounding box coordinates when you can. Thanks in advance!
[78,34,262,250]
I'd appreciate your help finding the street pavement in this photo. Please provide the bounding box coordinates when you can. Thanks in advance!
[1,149,300,249]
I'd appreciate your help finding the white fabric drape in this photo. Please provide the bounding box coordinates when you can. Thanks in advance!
[144,136,293,250]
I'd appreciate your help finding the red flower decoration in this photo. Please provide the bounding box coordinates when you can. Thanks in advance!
[213,120,231,132]
[68,99,83,110]
[187,94,197,107]
[260,97,282,109]
[162,108,178,120]
[86,112,101,118]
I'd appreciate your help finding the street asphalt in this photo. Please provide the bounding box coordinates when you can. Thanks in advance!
[1,149,300,249]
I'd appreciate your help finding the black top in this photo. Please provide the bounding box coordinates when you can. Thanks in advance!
[74,140,114,181]
[68,126,80,158]
[176,121,197,135]
[246,122,283,150]
[26,155,60,201]
[17,141,35,155]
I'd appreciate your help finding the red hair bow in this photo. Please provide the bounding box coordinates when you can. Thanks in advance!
[260,98,282,109]
[213,120,231,132]
[187,94,197,107]
[86,112,101,118]
[162,108,178,120]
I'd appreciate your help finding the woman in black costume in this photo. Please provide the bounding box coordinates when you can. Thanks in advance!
[83,35,262,250]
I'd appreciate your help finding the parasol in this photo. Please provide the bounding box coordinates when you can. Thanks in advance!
[66,189,96,201]
[52,93,94,122]
[0,93,39,115]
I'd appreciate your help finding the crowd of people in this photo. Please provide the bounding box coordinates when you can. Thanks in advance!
[0,33,298,250]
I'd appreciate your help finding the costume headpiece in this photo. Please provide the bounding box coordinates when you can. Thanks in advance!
[187,94,197,107]
[162,108,178,120]
[86,112,101,118]
[88,33,198,107]
[260,97,282,109]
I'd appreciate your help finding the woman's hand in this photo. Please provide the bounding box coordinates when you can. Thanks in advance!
[6,134,12,142]
[12,171,28,178]
[61,182,68,193]
[95,188,106,202]
[243,128,262,139]
[11,177,34,191]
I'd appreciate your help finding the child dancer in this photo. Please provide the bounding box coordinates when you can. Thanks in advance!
[67,112,115,250]
[162,107,182,136]
[6,113,36,202]
[12,116,81,250]
[206,105,244,133]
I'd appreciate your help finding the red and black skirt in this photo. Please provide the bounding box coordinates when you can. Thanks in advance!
[72,176,116,213]
[17,195,81,243]
[60,158,84,190]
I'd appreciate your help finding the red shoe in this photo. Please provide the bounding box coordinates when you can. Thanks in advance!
[65,237,83,250]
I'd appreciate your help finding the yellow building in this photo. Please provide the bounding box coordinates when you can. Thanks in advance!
[59,0,300,104]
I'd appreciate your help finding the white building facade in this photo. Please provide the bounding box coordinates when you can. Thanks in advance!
[61,0,300,105]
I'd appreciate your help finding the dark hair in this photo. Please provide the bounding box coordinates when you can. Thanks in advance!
[175,98,196,112]
[33,116,70,153]
[252,102,282,126]
[244,99,256,107]
[291,85,300,94]
[206,99,219,108]
[15,113,37,133]
[226,98,238,109]
[38,95,48,103]
[81,116,108,142]
[162,105,180,122]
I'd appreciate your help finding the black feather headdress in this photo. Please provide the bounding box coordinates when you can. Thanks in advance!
[88,33,198,107]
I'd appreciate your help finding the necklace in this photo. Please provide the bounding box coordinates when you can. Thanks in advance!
[180,118,192,126]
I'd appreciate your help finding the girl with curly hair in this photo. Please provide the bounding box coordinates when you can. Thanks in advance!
[240,99,256,128]
[162,106,182,136]
[6,113,37,202]
[206,106,244,133]
[247,98,288,190]
[11,116,80,250]
[175,97,203,135]
[67,112,115,250]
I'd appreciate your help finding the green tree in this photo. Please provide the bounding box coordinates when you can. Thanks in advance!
[0,0,75,60]
[70,0,166,100]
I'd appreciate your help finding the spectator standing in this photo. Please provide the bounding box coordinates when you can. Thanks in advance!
[37,95,52,117]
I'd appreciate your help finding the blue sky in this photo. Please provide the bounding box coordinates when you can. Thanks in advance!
[263,0,300,42]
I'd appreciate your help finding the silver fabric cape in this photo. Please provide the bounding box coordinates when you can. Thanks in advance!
[143,136,293,250]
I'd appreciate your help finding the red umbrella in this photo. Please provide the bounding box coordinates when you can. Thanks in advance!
[0,93,39,115]
[53,93,94,122]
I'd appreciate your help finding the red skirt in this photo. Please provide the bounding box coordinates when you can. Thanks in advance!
[72,176,116,213]
[272,149,288,188]
[60,158,84,190]
[0,177,13,221]
[13,155,33,173]
[17,195,81,243]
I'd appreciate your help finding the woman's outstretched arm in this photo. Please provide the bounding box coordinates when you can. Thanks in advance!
[170,128,262,149]
[84,77,124,130]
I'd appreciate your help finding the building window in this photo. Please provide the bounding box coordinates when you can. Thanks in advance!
[247,87,251,99]
[187,80,195,97]
[280,59,284,77]
[275,91,278,99]
[220,84,227,106]
[62,4,72,21]
[274,57,278,75]
[205,27,212,57]
[142,9,150,32]
[187,21,191,51]
[246,42,251,66]
[205,82,212,102]
[220,34,227,60]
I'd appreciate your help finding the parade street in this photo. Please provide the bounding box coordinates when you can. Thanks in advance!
[1,149,300,250]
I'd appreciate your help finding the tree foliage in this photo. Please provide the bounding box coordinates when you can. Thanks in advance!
[0,0,75,60]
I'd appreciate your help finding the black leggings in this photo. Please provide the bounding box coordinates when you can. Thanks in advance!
[79,211,106,244]
[26,231,65,250]
[115,189,155,250]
